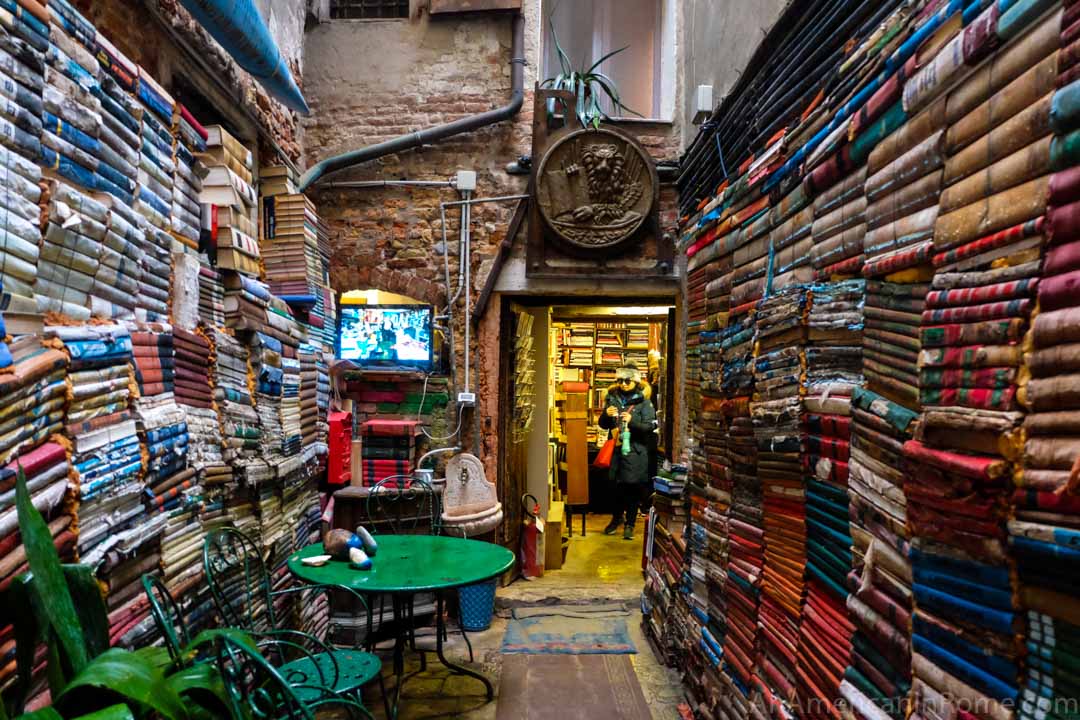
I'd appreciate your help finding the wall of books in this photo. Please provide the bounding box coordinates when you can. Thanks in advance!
[666,2,1080,720]
[0,2,335,706]
[551,318,663,446]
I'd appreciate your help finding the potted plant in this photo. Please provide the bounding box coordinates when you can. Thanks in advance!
[0,469,232,720]
[541,18,641,129]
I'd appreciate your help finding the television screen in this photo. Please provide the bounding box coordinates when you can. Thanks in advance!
[337,305,433,368]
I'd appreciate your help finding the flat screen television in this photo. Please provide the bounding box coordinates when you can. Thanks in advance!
[337,304,433,369]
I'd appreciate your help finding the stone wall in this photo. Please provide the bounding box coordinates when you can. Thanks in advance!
[301,2,685,480]
[75,0,307,160]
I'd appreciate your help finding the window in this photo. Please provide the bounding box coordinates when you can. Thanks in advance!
[542,0,674,121]
[330,0,408,19]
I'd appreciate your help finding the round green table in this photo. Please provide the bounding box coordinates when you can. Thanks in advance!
[288,536,514,716]
[288,535,515,594]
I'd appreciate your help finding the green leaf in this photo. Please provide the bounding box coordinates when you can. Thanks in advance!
[61,566,108,660]
[587,45,630,74]
[75,706,136,720]
[132,646,172,673]
[2,579,40,715]
[548,16,572,77]
[589,71,621,101]
[164,663,229,718]
[15,467,88,676]
[12,708,62,720]
[56,649,188,720]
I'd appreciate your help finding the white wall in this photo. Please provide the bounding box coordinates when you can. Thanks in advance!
[680,0,788,149]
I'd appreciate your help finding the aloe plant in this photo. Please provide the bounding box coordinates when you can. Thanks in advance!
[541,16,641,129]
[3,468,232,720]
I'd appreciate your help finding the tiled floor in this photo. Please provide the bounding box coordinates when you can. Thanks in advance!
[347,514,683,719]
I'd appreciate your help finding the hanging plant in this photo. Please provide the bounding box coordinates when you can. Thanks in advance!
[541,17,642,129]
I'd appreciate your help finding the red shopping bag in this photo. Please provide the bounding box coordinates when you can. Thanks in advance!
[593,436,616,469]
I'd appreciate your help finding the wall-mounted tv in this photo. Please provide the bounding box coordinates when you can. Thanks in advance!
[337,304,433,369]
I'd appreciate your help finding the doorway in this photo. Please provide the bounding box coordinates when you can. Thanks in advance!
[498,297,677,591]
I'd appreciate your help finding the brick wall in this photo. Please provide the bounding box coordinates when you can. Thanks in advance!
[302,3,684,478]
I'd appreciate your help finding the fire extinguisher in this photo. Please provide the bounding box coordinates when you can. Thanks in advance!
[519,493,544,579]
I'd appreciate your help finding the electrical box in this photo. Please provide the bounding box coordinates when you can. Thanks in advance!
[693,85,714,125]
[455,170,477,192]
[457,392,476,406]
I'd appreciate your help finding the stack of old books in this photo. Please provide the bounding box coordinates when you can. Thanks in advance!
[223,272,269,331]
[171,102,207,248]
[359,419,419,486]
[198,263,226,328]
[260,192,321,304]
[199,125,258,276]
[259,163,299,197]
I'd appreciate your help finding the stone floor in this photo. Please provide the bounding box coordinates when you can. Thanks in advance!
[348,514,684,719]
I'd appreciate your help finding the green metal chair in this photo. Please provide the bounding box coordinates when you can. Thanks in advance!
[212,631,376,720]
[142,573,340,695]
[365,476,440,535]
[141,574,193,665]
[364,476,474,662]
[201,528,388,715]
[364,476,440,646]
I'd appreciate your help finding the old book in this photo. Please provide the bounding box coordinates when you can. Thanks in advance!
[216,248,260,276]
[205,125,253,169]
[199,145,253,185]
[217,227,260,260]
[201,166,256,208]
[216,206,257,238]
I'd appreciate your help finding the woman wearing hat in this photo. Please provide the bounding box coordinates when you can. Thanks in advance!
[598,363,657,539]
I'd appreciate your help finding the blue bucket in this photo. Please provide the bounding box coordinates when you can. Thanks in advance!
[457,579,497,631]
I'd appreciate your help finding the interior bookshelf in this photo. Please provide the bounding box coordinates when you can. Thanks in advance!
[550,319,663,446]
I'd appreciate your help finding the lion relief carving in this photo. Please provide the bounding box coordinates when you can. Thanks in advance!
[538,129,654,249]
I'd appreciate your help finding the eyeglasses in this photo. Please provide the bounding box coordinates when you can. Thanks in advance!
[618,378,634,384]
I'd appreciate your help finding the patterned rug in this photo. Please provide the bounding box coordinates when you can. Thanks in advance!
[500,603,636,654]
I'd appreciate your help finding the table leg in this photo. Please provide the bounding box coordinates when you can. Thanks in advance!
[433,592,494,701]
[387,594,407,718]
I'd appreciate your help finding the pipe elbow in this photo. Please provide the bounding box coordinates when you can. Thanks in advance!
[508,88,525,114]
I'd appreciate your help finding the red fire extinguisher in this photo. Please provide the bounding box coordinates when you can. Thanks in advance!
[520,493,544,579]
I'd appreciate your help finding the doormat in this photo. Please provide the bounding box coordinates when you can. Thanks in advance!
[496,655,652,720]
[501,604,637,654]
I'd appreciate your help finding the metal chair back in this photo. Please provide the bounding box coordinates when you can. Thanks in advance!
[203,527,276,633]
[364,476,440,535]
[142,574,192,663]
[214,632,313,720]
[214,632,375,720]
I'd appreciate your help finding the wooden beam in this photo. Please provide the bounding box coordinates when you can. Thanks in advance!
[472,190,529,326]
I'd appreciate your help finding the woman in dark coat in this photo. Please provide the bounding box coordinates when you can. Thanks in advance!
[598,364,657,539]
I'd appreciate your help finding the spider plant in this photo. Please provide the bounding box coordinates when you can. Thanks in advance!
[541,17,642,129]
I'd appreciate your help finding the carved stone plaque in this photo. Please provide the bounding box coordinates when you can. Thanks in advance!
[536,127,657,252]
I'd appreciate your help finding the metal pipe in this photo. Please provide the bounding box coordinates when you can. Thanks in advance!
[445,191,470,311]
[323,179,456,189]
[441,194,530,207]
[176,0,309,114]
[417,445,460,471]
[298,12,526,191]
[463,196,472,393]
